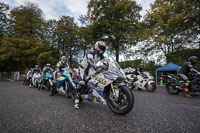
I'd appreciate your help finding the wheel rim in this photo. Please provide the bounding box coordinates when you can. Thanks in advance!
[148,83,155,91]
[109,89,128,110]
[169,84,178,93]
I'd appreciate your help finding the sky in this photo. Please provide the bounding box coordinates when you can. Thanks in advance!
[1,0,155,24]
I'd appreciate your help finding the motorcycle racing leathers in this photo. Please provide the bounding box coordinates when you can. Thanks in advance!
[79,48,104,82]
[56,61,69,78]
[178,61,199,83]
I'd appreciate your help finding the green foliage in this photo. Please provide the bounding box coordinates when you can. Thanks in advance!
[141,0,200,63]
[119,59,142,69]
[43,19,58,47]
[166,49,200,70]
[0,36,58,71]
[8,2,45,39]
[54,16,82,67]
[0,0,199,73]
[86,0,142,62]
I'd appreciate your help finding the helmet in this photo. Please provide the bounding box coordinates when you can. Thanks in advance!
[138,63,144,72]
[94,41,106,55]
[139,63,144,68]
[35,65,39,69]
[188,56,199,64]
[46,63,51,67]
[61,56,68,63]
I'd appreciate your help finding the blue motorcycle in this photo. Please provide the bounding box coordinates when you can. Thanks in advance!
[51,67,77,97]
[39,70,54,91]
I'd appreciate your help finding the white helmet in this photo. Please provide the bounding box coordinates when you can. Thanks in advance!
[94,41,106,55]
[61,56,68,63]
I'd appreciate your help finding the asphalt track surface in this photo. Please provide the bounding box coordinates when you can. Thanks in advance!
[0,81,200,133]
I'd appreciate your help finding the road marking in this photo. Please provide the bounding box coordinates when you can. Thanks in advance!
[7,79,15,81]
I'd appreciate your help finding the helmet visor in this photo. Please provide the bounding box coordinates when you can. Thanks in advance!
[98,45,106,54]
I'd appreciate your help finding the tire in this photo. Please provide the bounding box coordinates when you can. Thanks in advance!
[146,82,157,92]
[50,86,55,96]
[165,82,181,95]
[38,84,41,90]
[47,81,51,91]
[35,81,38,88]
[106,86,134,115]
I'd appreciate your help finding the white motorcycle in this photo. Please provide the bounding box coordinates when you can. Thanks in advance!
[32,72,42,88]
[126,72,157,92]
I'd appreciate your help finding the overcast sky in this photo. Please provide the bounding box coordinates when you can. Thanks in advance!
[1,0,155,23]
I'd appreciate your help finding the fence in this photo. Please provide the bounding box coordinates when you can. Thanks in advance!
[0,72,24,81]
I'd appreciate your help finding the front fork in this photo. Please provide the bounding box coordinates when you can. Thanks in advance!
[110,83,120,99]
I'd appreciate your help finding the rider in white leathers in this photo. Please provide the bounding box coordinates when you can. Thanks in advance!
[79,41,106,83]
[76,41,106,109]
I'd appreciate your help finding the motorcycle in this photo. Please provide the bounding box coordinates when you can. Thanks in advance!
[51,67,76,96]
[25,70,33,86]
[31,72,42,88]
[72,58,134,115]
[126,72,156,92]
[165,72,200,95]
[39,70,54,91]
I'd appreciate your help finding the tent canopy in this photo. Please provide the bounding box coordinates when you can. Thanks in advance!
[156,62,180,72]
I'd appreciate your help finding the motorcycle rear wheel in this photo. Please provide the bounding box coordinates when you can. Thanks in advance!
[165,82,181,95]
[106,86,134,115]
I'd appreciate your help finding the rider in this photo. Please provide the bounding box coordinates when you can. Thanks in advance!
[79,41,106,83]
[55,56,80,109]
[135,64,144,76]
[29,65,41,87]
[76,41,106,109]
[32,65,41,74]
[42,63,53,76]
[41,63,54,85]
[178,56,199,98]
[56,56,69,78]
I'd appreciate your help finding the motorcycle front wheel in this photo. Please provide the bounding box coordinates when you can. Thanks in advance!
[165,82,181,95]
[35,80,38,88]
[146,82,157,92]
[106,86,134,115]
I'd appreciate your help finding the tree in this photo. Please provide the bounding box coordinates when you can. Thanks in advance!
[141,0,200,63]
[0,2,60,71]
[0,37,58,71]
[86,0,142,62]
[0,2,9,37]
[8,2,45,40]
[43,19,58,47]
[79,15,94,57]
[54,16,81,67]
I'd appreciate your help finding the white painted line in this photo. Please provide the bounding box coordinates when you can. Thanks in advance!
[7,79,15,81]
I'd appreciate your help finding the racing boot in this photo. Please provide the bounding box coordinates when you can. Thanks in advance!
[183,88,192,98]
[74,92,80,109]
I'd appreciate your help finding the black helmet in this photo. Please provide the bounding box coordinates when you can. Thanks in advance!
[188,56,199,64]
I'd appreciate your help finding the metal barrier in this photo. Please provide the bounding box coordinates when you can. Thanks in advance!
[0,72,23,81]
